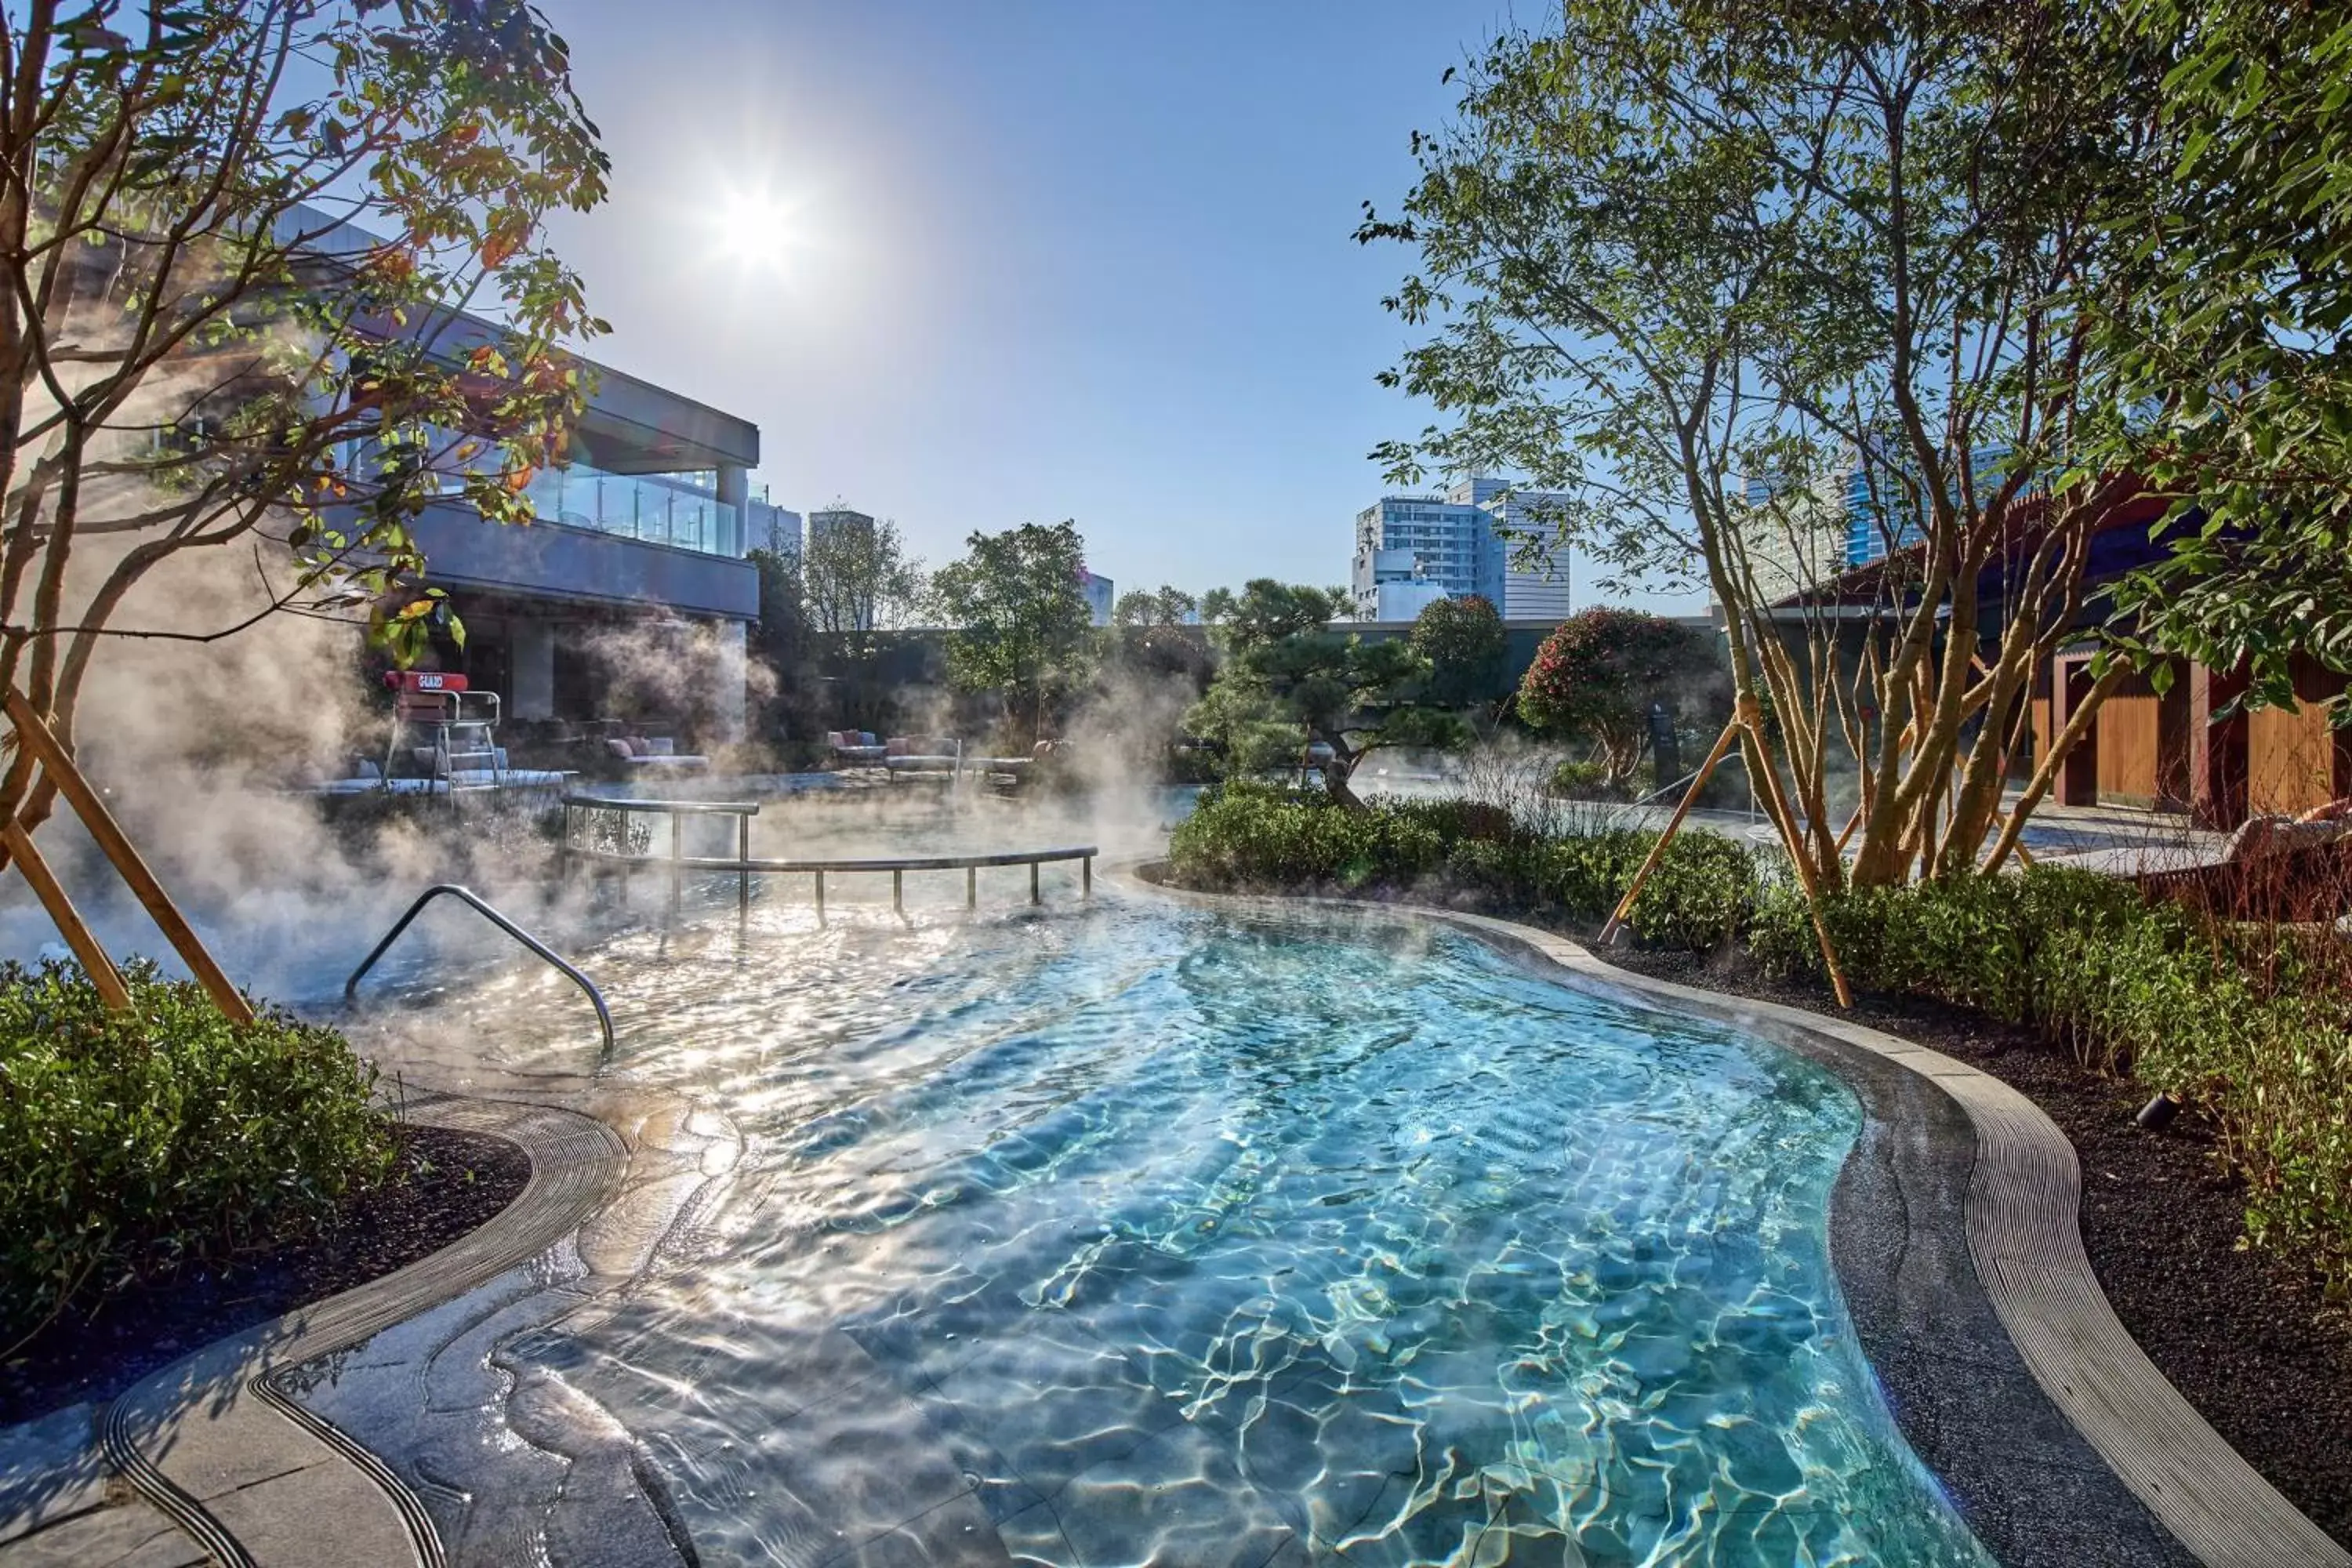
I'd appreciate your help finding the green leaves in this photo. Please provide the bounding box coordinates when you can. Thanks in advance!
[0,960,392,1345]
[1184,581,1466,803]
[2083,0,2352,702]
[929,521,1094,743]
[1753,865,2352,1294]
[1,0,614,710]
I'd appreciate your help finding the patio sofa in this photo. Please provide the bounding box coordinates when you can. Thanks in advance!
[828,730,888,767]
[601,735,708,773]
[884,735,963,781]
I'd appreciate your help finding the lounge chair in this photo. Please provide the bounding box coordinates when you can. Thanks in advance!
[600,735,708,773]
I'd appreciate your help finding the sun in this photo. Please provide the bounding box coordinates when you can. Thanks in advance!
[713,188,799,271]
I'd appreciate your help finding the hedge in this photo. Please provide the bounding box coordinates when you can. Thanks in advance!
[0,960,394,1348]
[1751,869,2352,1292]
[1167,782,1758,951]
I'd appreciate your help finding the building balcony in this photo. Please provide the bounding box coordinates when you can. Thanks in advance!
[402,495,758,620]
[519,463,742,558]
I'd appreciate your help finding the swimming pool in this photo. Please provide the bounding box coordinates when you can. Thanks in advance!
[318,896,1992,1566]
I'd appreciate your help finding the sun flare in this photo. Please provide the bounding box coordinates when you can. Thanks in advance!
[714,188,799,270]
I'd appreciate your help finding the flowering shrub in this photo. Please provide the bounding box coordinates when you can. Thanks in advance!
[1517,608,1722,786]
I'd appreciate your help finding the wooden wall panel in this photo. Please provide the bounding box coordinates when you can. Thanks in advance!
[2096,691,2161,808]
[2249,700,2334,816]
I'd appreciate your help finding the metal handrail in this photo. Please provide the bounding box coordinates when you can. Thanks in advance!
[1626,767,1703,810]
[344,884,615,1058]
[564,845,1098,874]
[561,794,762,816]
[561,840,1098,916]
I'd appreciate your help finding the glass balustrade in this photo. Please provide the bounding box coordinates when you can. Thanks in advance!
[334,437,744,559]
[520,465,741,557]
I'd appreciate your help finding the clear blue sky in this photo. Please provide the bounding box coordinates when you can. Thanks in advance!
[538,1,1685,610]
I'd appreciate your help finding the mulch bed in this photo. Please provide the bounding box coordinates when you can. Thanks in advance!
[1595,935,2352,1549]
[0,1122,529,1428]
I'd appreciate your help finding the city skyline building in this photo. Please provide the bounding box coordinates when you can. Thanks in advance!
[1078,568,1115,626]
[1350,476,1577,622]
[750,497,804,559]
[808,504,877,545]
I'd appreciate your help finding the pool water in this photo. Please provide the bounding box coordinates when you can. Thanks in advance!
[328,898,1991,1566]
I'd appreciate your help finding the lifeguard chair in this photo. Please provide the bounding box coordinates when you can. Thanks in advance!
[381,670,504,797]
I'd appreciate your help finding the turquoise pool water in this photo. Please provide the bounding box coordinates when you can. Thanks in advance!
[332,898,1991,1566]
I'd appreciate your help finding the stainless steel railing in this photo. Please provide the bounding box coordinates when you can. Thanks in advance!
[344,883,615,1059]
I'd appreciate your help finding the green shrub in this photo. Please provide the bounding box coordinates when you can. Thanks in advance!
[0,960,394,1347]
[1392,797,1521,845]
[1547,759,1620,799]
[1167,783,1444,891]
[1751,868,2352,1292]
[1624,830,1761,951]
[1169,784,1759,949]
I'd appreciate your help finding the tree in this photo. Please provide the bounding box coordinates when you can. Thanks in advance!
[1112,585,1198,629]
[802,514,926,639]
[1200,586,1237,626]
[1410,594,1507,709]
[0,0,606,866]
[1361,5,2141,887]
[1185,579,1461,808]
[930,521,1094,743]
[2085,1,2352,716]
[746,545,809,736]
[1518,608,1720,789]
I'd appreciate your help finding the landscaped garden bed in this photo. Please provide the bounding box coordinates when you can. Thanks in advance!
[0,960,528,1425]
[1164,781,2352,1545]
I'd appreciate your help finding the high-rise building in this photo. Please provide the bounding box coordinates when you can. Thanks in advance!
[808,505,876,543]
[746,499,803,560]
[1447,477,1575,621]
[1077,568,1114,627]
[1349,477,1576,622]
[1737,468,1849,601]
[1841,445,2015,568]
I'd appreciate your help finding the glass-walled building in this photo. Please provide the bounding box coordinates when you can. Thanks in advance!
[1349,477,1576,622]
[369,327,764,740]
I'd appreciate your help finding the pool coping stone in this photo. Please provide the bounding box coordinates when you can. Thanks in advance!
[1125,866,2349,1568]
[79,1094,628,1568]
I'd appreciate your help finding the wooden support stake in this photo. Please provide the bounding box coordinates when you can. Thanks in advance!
[967,866,978,909]
[2,820,133,1013]
[1599,695,1853,1008]
[3,691,250,1023]
[1835,800,1867,856]
[1600,716,1743,946]
[1030,862,1041,906]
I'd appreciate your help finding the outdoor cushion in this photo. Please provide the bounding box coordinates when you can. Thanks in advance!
[648,737,676,757]
[605,738,634,760]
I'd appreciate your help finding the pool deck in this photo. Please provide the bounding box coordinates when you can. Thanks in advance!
[4,879,2344,1567]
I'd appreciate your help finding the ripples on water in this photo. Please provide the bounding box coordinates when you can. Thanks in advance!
[347,892,1991,1566]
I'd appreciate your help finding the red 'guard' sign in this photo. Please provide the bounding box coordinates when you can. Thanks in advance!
[383,670,469,694]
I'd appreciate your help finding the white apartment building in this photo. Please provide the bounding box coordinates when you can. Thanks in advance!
[1350,476,1576,622]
